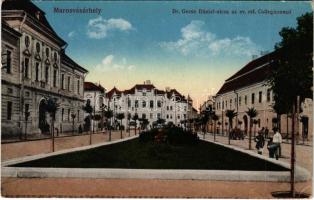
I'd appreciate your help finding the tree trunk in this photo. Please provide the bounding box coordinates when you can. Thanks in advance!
[89,115,92,145]
[286,114,289,142]
[24,120,27,140]
[135,122,137,135]
[290,99,296,197]
[109,118,112,141]
[249,119,252,150]
[120,119,123,139]
[214,121,216,142]
[52,119,55,152]
[228,120,231,145]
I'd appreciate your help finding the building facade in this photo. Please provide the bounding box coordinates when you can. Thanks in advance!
[1,0,88,137]
[103,81,195,129]
[83,82,106,131]
[214,52,312,139]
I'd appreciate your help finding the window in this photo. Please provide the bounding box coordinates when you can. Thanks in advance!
[35,63,39,81]
[45,66,49,83]
[184,114,186,119]
[234,98,237,107]
[170,115,172,119]
[68,109,71,121]
[61,74,65,89]
[230,99,232,108]
[7,101,12,120]
[135,100,139,108]
[53,69,57,87]
[142,101,146,108]
[157,113,161,119]
[150,100,154,108]
[239,96,242,106]
[143,92,146,96]
[166,114,169,119]
[251,93,255,104]
[157,101,161,108]
[7,88,13,94]
[61,108,64,120]
[170,106,173,110]
[77,80,80,94]
[167,106,169,111]
[6,50,11,73]
[178,115,180,119]
[67,76,71,91]
[267,89,271,102]
[77,110,80,122]
[142,113,146,119]
[24,58,29,78]
[128,99,131,107]
[258,91,262,103]
[150,113,153,119]
[222,101,224,109]
[245,95,247,105]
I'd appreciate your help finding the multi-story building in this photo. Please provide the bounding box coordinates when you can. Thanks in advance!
[104,81,195,129]
[214,52,312,139]
[1,0,88,137]
[83,82,106,131]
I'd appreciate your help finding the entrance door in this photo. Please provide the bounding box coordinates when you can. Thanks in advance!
[38,99,49,134]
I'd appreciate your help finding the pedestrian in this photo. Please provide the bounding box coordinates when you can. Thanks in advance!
[264,127,269,139]
[267,137,276,158]
[272,127,282,160]
[255,131,265,154]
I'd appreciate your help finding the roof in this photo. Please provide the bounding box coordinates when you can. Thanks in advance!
[84,82,105,93]
[1,21,22,38]
[106,87,122,99]
[61,53,88,73]
[2,0,66,46]
[216,52,278,95]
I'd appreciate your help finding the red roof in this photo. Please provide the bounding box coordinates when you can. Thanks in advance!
[216,52,278,95]
[106,87,122,99]
[84,82,105,93]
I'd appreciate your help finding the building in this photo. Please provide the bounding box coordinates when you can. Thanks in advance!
[83,82,106,132]
[214,52,312,139]
[1,0,88,137]
[104,81,195,129]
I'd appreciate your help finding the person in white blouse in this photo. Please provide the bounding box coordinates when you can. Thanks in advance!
[272,127,282,160]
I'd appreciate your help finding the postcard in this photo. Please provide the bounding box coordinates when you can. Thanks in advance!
[1,0,313,198]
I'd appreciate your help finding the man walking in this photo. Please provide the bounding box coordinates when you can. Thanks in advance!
[272,128,282,160]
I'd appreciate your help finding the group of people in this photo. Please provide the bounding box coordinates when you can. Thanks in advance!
[254,127,282,160]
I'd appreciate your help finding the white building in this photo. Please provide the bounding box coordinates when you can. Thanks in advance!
[1,0,88,137]
[214,52,312,139]
[83,82,106,131]
[104,81,195,129]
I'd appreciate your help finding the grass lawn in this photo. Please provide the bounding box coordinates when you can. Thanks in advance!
[12,138,287,171]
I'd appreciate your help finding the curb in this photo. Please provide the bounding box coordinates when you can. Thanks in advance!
[1,135,310,182]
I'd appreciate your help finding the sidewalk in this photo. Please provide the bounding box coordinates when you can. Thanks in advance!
[198,132,313,175]
[1,130,136,161]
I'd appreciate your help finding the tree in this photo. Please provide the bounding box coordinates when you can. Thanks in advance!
[132,113,139,135]
[246,107,258,150]
[267,12,313,197]
[127,113,131,135]
[212,114,219,142]
[45,97,59,152]
[104,109,113,141]
[71,113,76,135]
[225,109,237,145]
[140,118,149,131]
[200,111,210,139]
[116,113,125,139]
[100,103,106,131]
[83,99,93,145]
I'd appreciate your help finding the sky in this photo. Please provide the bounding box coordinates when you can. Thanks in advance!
[34,1,312,108]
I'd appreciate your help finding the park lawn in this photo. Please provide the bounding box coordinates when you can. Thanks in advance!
[12,138,287,171]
